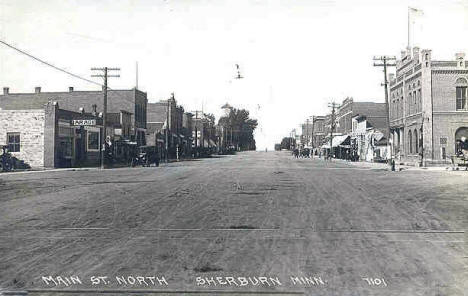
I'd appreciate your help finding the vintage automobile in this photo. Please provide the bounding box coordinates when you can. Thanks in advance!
[0,145,13,172]
[132,145,160,167]
[451,151,468,170]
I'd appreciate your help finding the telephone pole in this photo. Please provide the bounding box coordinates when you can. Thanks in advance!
[91,67,120,169]
[311,116,316,155]
[328,102,340,160]
[373,55,396,170]
[166,98,170,163]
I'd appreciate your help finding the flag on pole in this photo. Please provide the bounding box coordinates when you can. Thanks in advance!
[408,7,424,49]
[409,7,424,22]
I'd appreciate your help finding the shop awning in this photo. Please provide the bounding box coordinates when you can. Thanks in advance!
[321,135,350,149]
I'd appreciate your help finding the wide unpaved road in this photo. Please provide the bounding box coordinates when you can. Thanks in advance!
[0,151,465,296]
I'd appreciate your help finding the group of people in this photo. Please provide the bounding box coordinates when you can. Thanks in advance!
[292,148,311,158]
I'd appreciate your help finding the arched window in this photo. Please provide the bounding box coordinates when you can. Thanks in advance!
[414,129,418,154]
[456,77,468,110]
[408,130,413,154]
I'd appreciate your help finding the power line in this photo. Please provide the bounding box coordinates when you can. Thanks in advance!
[91,67,120,169]
[373,55,396,171]
[0,39,103,87]
[327,101,340,160]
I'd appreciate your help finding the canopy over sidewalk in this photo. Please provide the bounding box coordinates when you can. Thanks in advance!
[321,135,350,149]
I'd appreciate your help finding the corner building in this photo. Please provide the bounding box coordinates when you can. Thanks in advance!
[389,48,468,166]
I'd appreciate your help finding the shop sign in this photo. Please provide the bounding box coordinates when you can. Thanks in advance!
[72,119,96,126]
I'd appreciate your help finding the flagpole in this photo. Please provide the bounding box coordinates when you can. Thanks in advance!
[407,7,410,50]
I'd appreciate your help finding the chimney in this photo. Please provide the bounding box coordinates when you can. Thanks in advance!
[92,104,97,116]
[3,87,9,95]
[69,87,74,92]
[35,87,41,93]
[456,53,465,68]
[79,107,85,114]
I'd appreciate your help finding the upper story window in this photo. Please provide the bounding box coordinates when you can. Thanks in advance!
[456,78,468,111]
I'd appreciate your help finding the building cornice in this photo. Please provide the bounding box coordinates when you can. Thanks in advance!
[432,111,468,115]
[432,70,468,74]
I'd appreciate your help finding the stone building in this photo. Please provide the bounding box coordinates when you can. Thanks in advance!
[0,86,147,146]
[0,101,103,168]
[389,48,468,165]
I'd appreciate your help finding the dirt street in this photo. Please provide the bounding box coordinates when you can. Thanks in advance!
[0,151,465,295]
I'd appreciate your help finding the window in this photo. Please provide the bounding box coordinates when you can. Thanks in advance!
[408,93,412,114]
[408,131,413,154]
[455,76,467,111]
[7,132,20,152]
[456,87,467,110]
[87,131,100,151]
[414,130,418,154]
[418,89,422,112]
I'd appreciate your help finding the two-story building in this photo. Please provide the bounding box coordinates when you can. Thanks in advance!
[321,98,388,159]
[389,48,468,165]
[351,103,388,162]
[0,86,147,146]
[146,94,192,158]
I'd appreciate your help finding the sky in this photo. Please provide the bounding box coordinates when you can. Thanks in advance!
[1,0,467,150]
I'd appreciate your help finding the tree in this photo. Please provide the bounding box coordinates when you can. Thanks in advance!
[218,108,258,151]
[280,137,294,150]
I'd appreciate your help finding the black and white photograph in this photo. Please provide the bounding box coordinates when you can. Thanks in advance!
[0,0,466,295]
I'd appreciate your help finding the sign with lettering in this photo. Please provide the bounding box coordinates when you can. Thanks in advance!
[72,119,96,126]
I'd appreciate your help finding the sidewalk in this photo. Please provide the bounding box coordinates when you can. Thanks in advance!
[0,156,208,176]
[0,167,99,176]
[317,157,456,172]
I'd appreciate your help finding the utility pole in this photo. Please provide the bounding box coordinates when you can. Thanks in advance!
[194,111,199,157]
[135,61,138,89]
[311,116,316,156]
[165,98,170,163]
[373,55,396,170]
[91,67,120,169]
[328,102,340,160]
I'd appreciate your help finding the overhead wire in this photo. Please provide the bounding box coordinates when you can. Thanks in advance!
[0,39,104,87]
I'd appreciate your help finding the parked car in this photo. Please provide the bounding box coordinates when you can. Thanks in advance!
[0,145,13,172]
[132,145,160,167]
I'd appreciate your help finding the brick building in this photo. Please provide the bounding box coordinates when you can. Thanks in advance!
[389,48,468,165]
[320,98,388,158]
[301,116,314,147]
[146,94,192,158]
[311,116,326,151]
[0,101,103,168]
[0,86,147,146]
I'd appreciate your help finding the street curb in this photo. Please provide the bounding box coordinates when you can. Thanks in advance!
[0,167,99,176]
